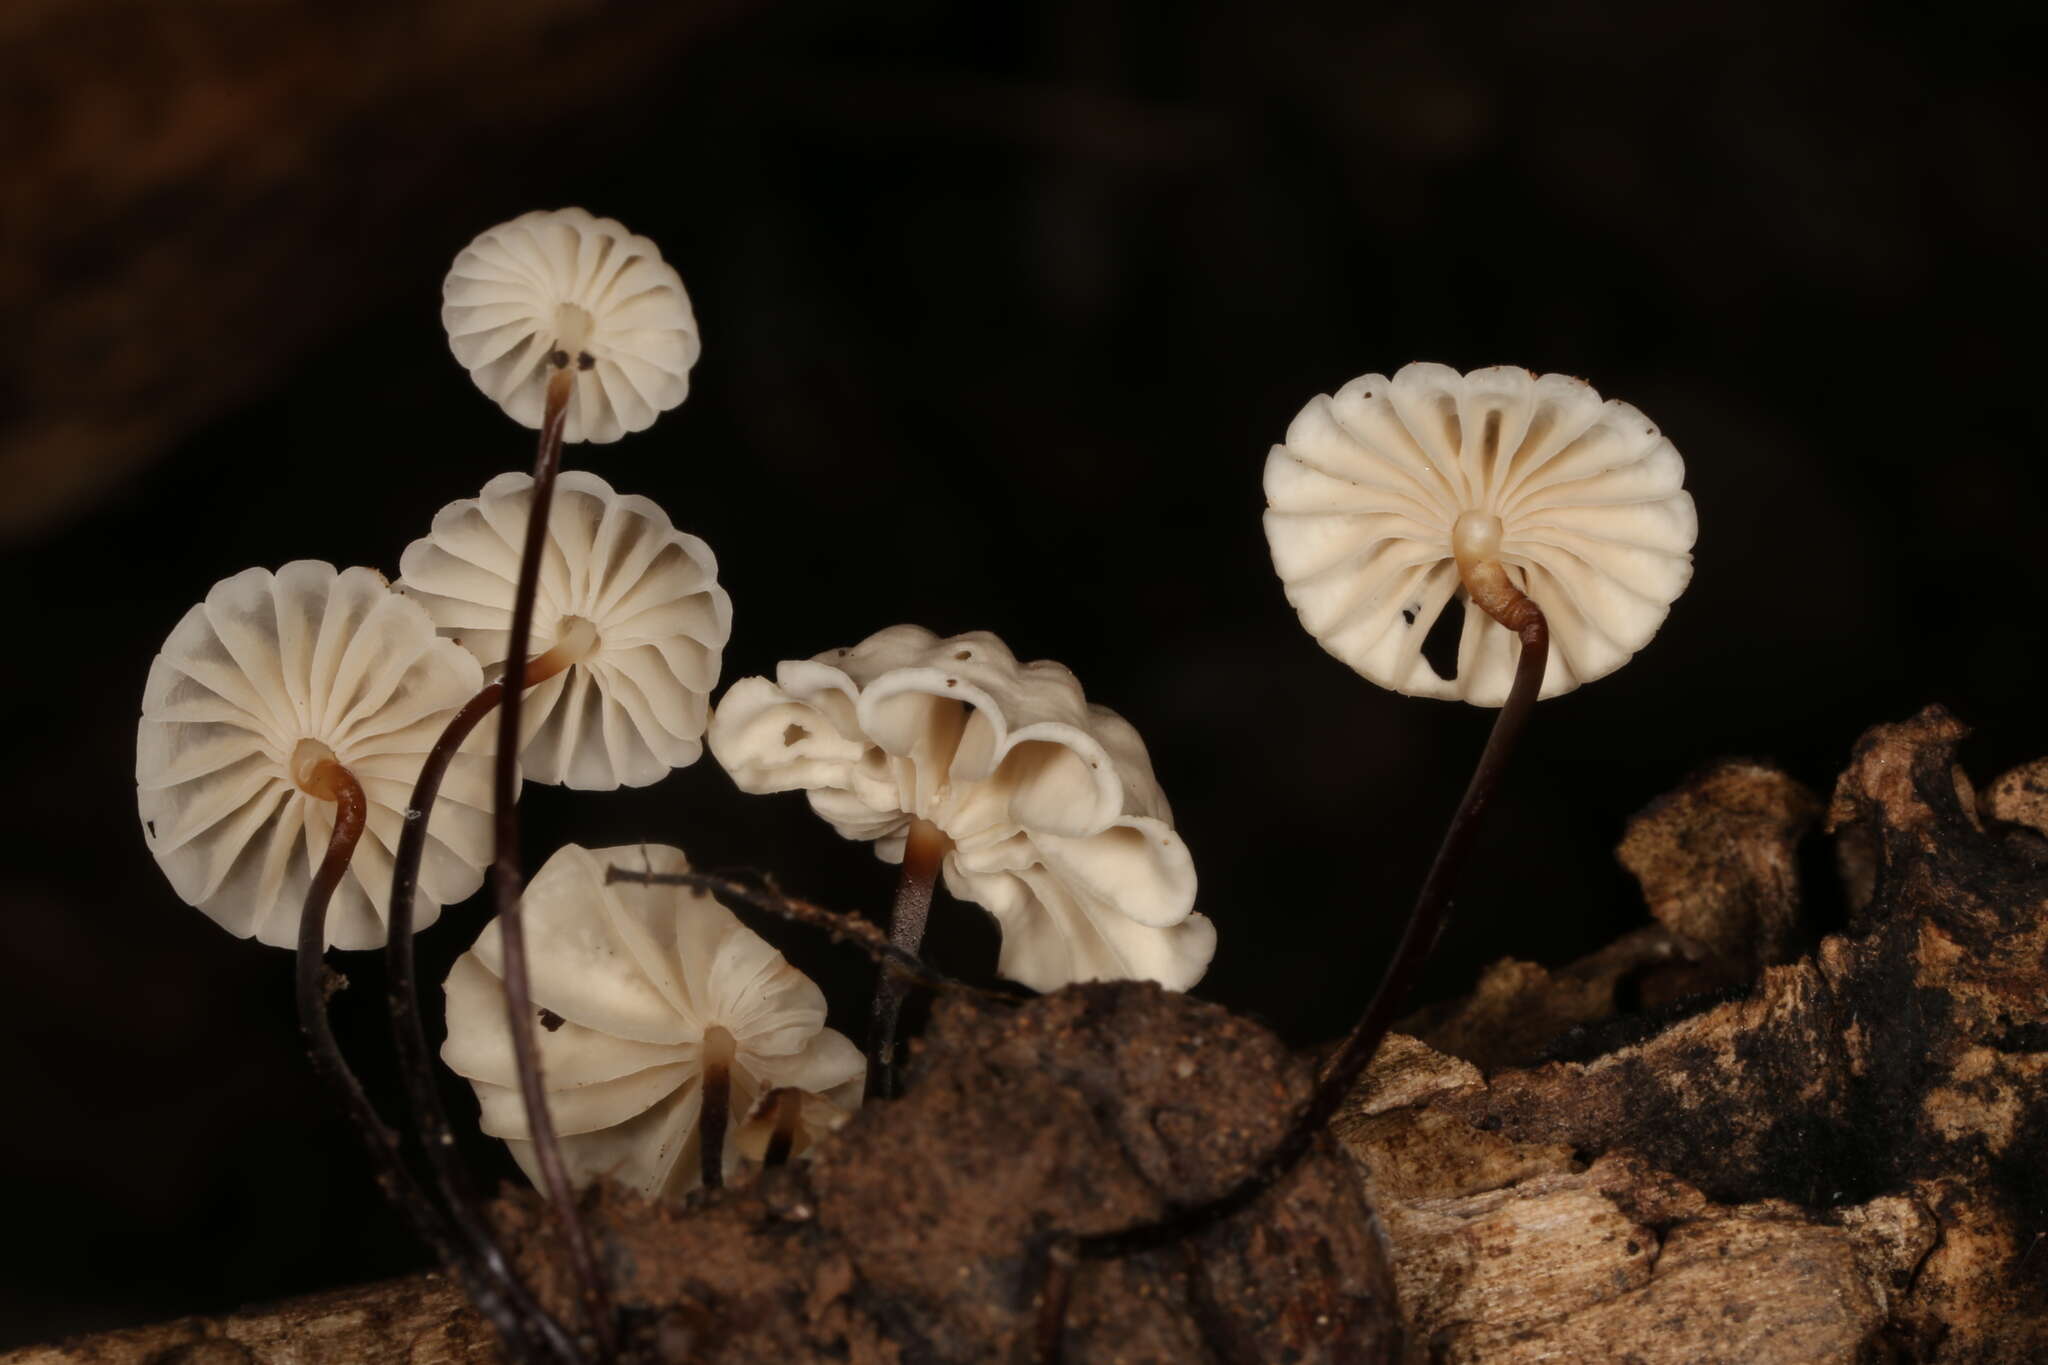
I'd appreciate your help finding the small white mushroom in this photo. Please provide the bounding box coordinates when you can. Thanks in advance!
[1263,363,1697,704]
[442,843,865,1200]
[731,1086,855,1168]
[137,562,494,949]
[708,625,1216,995]
[442,207,700,444]
[397,470,732,790]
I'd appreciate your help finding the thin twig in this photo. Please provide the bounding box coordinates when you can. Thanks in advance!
[604,864,1028,1005]
[492,365,617,1359]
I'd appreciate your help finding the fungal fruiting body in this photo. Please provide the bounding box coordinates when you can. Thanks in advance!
[1263,362,1696,704]
[442,843,865,1199]
[137,561,494,949]
[442,207,700,445]
[1069,362,1702,1266]
[397,470,732,790]
[709,625,1215,995]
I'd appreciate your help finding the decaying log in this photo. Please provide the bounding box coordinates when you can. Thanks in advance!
[1341,706,2048,1362]
[495,984,1399,1362]
[12,707,2043,1362]
[0,1274,491,1364]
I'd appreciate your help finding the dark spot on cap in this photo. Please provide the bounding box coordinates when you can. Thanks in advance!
[538,1008,565,1032]
[548,349,570,369]
[577,351,596,371]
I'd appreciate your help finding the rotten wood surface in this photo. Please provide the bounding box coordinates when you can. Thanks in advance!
[0,1274,492,1365]
[1342,708,2048,1363]
[13,708,2044,1362]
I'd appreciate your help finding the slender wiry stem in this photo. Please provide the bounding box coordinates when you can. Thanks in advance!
[760,1089,801,1168]
[382,644,585,1363]
[293,763,569,1363]
[1075,584,1550,1260]
[491,364,617,1359]
[699,1028,737,1191]
[867,817,947,1099]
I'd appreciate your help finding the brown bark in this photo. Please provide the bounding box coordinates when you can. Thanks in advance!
[15,708,2045,1362]
[0,1274,494,1364]
[1343,707,2048,1362]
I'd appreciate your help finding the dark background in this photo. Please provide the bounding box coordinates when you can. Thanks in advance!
[3,0,2042,1346]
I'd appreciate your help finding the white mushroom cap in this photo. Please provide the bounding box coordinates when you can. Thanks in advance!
[137,562,494,949]
[708,626,1216,993]
[1263,363,1697,705]
[441,843,864,1200]
[442,208,700,444]
[398,470,733,790]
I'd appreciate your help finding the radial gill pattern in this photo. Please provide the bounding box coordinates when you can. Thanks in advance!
[442,207,699,444]
[137,562,493,949]
[399,470,731,790]
[1262,362,1697,705]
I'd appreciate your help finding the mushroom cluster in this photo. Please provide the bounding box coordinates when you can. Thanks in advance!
[134,195,1715,1362]
[442,843,864,1198]
[710,625,1215,993]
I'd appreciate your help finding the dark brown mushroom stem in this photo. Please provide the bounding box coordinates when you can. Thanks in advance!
[699,1027,738,1189]
[759,1088,803,1167]
[293,760,581,1364]
[1075,564,1550,1261]
[867,816,949,1098]
[380,641,587,1357]
[490,362,619,1359]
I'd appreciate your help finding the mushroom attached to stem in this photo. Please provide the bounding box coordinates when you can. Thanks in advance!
[441,844,865,1202]
[1075,362,1695,1260]
[708,625,1215,1096]
[136,564,575,1362]
[733,1086,855,1170]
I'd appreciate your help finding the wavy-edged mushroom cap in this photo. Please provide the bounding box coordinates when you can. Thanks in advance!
[137,562,494,949]
[1263,363,1697,705]
[442,207,700,444]
[708,625,1216,993]
[399,470,732,790]
[441,843,864,1199]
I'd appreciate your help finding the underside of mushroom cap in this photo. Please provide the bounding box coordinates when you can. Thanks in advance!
[1263,363,1697,705]
[442,842,864,1199]
[399,469,732,790]
[442,207,700,444]
[137,561,494,949]
[709,626,1214,993]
